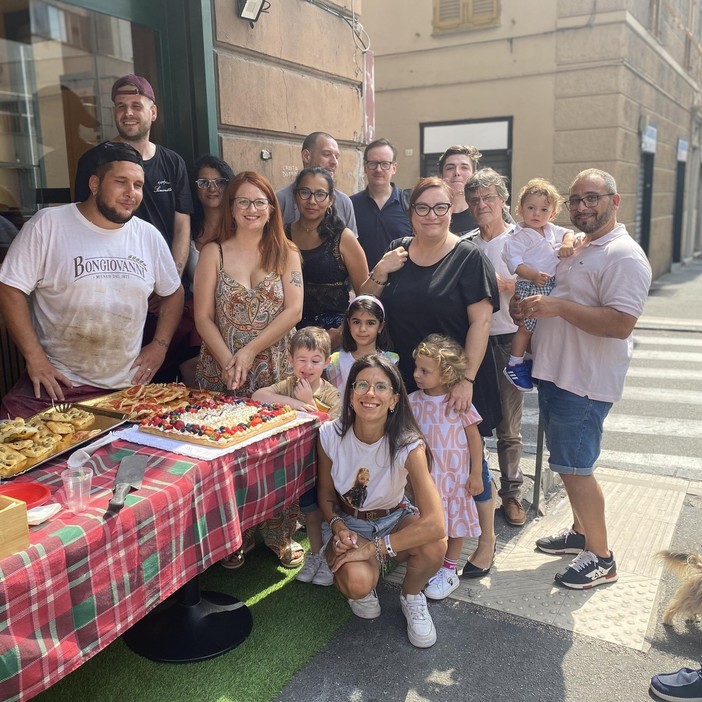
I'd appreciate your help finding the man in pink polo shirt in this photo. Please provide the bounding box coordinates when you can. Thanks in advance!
[518,168,652,589]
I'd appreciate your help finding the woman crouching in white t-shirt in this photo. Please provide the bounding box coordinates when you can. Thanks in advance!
[317,354,446,648]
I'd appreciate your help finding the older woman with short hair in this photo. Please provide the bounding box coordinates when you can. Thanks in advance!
[360,176,501,575]
[464,168,527,528]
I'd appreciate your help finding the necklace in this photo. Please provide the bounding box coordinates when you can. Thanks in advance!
[297,222,317,234]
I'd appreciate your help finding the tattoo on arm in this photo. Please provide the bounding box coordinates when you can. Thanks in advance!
[290,271,302,287]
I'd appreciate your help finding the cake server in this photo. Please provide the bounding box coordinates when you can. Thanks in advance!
[107,455,150,512]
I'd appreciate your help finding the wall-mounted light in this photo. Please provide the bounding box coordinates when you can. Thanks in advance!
[260,149,272,161]
[237,0,268,27]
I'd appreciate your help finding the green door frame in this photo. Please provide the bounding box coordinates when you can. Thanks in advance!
[63,0,218,165]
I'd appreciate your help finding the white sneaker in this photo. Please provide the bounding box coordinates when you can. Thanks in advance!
[348,589,381,619]
[424,567,460,600]
[400,592,437,648]
[312,556,334,586]
[295,552,321,583]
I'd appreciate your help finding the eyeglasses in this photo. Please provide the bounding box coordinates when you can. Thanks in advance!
[567,193,615,209]
[412,202,451,217]
[351,380,394,396]
[365,161,394,171]
[195,178,229,190]
[467,194,501,207]
[233,197,270,210]
[295,187,330,202]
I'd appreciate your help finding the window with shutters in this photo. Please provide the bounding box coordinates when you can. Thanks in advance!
[433,0,500,33]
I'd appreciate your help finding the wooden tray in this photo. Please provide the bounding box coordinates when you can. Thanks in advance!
[0,404,127,478]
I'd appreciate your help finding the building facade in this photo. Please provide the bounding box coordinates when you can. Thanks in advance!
[0,0,366,230]
[362,0,702,276]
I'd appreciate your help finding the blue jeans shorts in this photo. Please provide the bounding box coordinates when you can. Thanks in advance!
[473,455,492,503]
[321,502,418,545]
[299,485,318,513]
[537,380,612,476]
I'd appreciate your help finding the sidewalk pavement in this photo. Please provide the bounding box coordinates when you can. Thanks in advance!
[275,257,702,702]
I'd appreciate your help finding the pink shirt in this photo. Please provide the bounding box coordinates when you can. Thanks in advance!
[531,224,652,402]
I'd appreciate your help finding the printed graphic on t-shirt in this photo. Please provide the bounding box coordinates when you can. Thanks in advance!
[343,466,370,508]
[73,255,148,281]
[154,179,173,193]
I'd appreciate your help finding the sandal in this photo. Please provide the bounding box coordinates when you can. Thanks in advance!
[221,529,256,570]
[262,503,304,568]
[278,539,305,569]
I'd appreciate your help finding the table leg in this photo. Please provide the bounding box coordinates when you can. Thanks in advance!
[122,576,253,663]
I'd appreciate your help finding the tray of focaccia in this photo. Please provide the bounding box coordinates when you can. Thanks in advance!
[0,405,127,479]
[78,383,223,422]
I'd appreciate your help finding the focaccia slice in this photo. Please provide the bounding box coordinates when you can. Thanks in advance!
[45,420,75,436]
[0,418,38,443]
[18,432,62,458]
[64,407,95,430]
[0,443,29,476]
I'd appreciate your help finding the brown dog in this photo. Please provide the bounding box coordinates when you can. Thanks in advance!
[657,550,702,626]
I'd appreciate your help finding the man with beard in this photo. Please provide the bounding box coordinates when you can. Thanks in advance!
[74,76,192,272]
[0,142,184,418]
[517,169,651,589]
[74,75,193,381]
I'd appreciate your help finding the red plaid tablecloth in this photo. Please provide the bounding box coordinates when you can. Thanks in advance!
[0,419,318,702]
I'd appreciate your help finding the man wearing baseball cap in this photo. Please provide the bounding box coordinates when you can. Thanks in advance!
[74,74,192,276]
[1,141,184,418]
[74,74,193,381]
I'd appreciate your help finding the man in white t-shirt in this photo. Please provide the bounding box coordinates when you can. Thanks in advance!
[519,169,652,590]
[0,141,184,418]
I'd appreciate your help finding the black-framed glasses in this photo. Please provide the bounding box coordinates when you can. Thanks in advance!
[295,187,330,203]
[365,160,394,171]
[412,202,451,217]
[467,194,501,207]
[195,178,229,189]
[351,380,394,396]
[567,193,615,209]
[234,197,270,210]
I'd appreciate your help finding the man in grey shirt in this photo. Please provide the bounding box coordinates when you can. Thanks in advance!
[276,131,357,233]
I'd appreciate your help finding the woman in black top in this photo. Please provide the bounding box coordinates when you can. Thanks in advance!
[285,167,368,349]
[360,176,501,575]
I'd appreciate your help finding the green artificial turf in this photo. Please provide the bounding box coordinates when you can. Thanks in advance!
[35,535,350,702]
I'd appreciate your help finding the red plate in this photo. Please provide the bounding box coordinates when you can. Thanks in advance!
[0,482,51,509]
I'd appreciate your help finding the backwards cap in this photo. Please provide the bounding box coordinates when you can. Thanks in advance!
[111,74,155,102]
[87,141,144,175]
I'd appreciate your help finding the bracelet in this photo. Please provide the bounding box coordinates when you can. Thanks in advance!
[369,270,389,287]
[384,534,396,559]
[329,515,344,531]
[464,376,475,384]
[374,536,388,577]
[153,338,170,349]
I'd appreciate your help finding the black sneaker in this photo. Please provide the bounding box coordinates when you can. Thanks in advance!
[535,527,586,555]
[555,550,618,590]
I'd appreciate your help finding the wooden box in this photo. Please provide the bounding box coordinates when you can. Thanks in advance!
[0,495,29,560]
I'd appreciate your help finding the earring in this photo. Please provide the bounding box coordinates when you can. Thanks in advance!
[326,207,332,216]
[389,407,395,414]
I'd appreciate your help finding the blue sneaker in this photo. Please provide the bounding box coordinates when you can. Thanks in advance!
[650,664,702,701]
[503,360,533,391]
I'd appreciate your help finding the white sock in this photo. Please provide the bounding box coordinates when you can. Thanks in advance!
[509,355,524,366]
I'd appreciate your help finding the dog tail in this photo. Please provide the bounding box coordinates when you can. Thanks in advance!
[656,550,702,576]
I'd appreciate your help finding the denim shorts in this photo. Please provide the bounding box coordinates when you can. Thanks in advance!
[321,502,418,545]
[537,380,612,476]
[299,485,318,513]
[473,455,493,503]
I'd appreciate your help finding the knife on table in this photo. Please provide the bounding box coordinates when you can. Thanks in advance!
[108,455,150,512]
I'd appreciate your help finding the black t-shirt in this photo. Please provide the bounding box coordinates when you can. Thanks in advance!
[450,208,478,236]
[74,142,193,246]
[382,237,502,434]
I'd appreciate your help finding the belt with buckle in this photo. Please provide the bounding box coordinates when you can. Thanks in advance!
[336,497,404,521]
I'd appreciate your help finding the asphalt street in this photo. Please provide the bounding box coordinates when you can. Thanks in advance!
[275,257,702,702]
